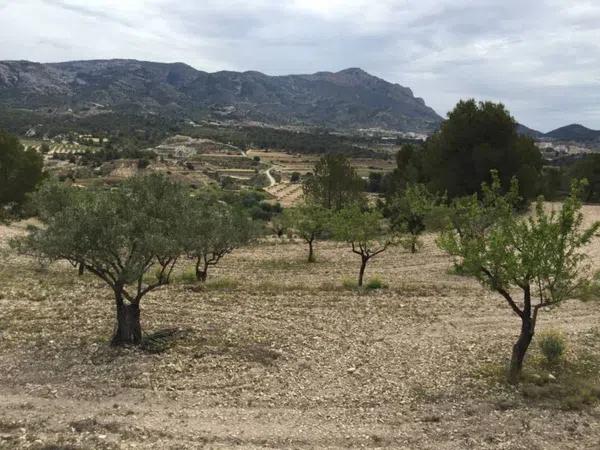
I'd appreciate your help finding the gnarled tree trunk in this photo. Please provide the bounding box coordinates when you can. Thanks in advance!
[112,291,142,346]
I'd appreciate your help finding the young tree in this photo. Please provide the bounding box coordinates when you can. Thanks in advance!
[183,200,256,282]
[387,184,445,253]
[303,155,365,210]
[16,174,189,346]
[332,206,397,286]
[438,173,600,383]
[0,130,44,215]
[283,204,331,262]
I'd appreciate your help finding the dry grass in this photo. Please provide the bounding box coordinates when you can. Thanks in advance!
[1,216,600,448]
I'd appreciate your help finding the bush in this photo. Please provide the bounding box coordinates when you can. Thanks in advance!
[365,277,385,290]
[538,330,567,366]
[342,278,358,290]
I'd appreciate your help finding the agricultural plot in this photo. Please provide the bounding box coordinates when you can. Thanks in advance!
[1,206,600,448]
[265,182,304,206]
[21,139,98,156]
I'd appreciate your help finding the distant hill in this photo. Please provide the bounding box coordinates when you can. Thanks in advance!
[516,123,545,139]
[545,124,600,142]
[0,59,442,133]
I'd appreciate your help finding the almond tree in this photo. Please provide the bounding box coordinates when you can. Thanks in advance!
[438,173,599,383]
[283,203,331,262]
[332,206,398,286]
[16,174,189,346]
[387,183,445,253]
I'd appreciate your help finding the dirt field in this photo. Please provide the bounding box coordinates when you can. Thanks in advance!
[1,209,600,449]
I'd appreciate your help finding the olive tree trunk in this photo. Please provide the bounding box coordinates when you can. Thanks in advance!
[111,289,141,346]
[195,258,209,282]
[112,302,142,346]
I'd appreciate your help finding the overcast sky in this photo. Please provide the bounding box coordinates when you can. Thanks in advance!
[0,0,599,131]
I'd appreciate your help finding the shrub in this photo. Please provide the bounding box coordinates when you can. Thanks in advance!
[538,330,567,366]
[342,278,358,290]
[365,277,385,290]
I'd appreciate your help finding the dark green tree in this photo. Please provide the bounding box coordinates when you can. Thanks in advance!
[423,100,543,201]
[303,155,365,210]
[568,154,600,202]
[0,130,44,214]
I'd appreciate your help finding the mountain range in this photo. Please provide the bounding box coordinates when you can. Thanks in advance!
[0,59,442,133]
[0,59,597,142]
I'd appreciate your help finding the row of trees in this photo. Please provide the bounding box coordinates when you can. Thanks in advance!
[292,152,600,384]
[16,170,600,384]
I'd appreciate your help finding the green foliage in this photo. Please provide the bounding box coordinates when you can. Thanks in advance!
[332,206,397,286]
[184,124,380,158]
[438,172,600,382]
[365,277,385,290]
[283,203,332,261]
[303,155,366,210]
[423,100,543,201]
[342,278,359,290]
[181,195,258,281]
[568,154,600,202]
[386,184,446,252]
[0,130,44,212]
[538,330,567,366]
[382,144,426,194]
[440,174,599,306]
[16,173,189,302]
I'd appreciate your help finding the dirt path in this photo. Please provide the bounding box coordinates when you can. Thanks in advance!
[265,166,276,187]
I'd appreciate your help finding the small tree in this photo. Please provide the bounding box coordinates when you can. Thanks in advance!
[16,174,189,346]
[332,206,397,286]
[387,184,445,253]
[283,204,331,262]
[438,173,599,383]
[183,200,255,282]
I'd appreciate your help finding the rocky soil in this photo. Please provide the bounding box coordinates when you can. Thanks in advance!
[1,215,600,449]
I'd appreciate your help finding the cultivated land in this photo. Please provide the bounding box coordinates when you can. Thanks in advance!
[1,207,600,449]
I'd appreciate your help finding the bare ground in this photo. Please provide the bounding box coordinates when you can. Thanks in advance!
[1,214,600,449]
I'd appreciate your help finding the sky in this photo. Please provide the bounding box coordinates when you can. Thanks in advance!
[0,0,599,132]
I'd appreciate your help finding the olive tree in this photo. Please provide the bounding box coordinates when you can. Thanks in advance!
[283,203,331,262]
[438,173,599,383]
[183,199,256,282]
[332,206,398,286]
[387,183,445,253]
[16,174,189,346]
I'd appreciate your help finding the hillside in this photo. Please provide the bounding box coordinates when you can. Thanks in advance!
[545,124,600,142]
[0,60,442,133]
